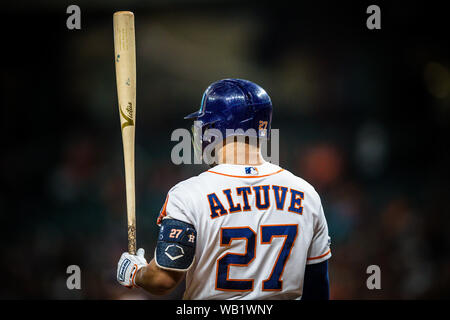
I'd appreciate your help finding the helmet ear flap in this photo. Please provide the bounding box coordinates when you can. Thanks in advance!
[191,119,223,162]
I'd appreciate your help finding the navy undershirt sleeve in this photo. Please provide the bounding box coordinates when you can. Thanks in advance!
[302,260,330,300]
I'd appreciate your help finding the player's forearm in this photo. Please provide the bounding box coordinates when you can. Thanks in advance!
[135,259,184,295]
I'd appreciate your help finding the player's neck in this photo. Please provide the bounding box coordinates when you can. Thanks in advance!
[216,140,264,166]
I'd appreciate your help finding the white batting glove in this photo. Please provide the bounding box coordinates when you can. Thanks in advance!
[117,248,148,288]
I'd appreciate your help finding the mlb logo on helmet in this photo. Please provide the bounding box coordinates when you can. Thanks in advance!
[245,167,259,175]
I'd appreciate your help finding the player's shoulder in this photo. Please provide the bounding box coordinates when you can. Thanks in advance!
[167,168,211,195]
[279,166,322,203]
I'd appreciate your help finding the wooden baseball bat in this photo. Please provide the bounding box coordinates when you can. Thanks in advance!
[113,11,137,255]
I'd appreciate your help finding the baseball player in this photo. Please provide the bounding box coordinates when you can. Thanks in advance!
[117,79,331,300]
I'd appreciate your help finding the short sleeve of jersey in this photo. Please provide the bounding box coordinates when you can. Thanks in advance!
[307,203,332,264]
[157,183,195,226]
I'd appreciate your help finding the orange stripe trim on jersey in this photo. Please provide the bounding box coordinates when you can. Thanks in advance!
[156,194,170,225]
[207,168,284,179]
[307,249,331,261]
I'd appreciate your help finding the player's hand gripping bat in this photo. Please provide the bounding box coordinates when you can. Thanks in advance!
[113,11,137,255]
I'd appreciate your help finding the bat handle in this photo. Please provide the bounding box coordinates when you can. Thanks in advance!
[128,225,136,255]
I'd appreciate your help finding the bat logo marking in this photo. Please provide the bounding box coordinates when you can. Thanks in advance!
[120,102,134,129]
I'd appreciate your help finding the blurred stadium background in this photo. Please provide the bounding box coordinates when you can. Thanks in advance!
[1,1,449,299]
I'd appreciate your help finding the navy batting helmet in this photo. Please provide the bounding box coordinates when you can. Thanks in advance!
[185,79,272,156]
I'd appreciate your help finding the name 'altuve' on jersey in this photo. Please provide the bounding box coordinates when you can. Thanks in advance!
[156,161,331,300]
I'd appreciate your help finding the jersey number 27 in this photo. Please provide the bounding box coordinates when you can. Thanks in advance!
[216,224,298,291]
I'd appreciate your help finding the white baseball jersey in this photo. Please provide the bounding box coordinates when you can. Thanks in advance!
[157,161,331,300]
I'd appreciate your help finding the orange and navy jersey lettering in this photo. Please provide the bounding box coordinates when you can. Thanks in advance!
[208,193,228,219]
[207,185,304,219]
[272,185,288,210]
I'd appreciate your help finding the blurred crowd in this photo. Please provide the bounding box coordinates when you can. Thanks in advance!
[2,1,449,299]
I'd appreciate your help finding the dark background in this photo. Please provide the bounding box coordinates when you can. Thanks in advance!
[1,0,449,299]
